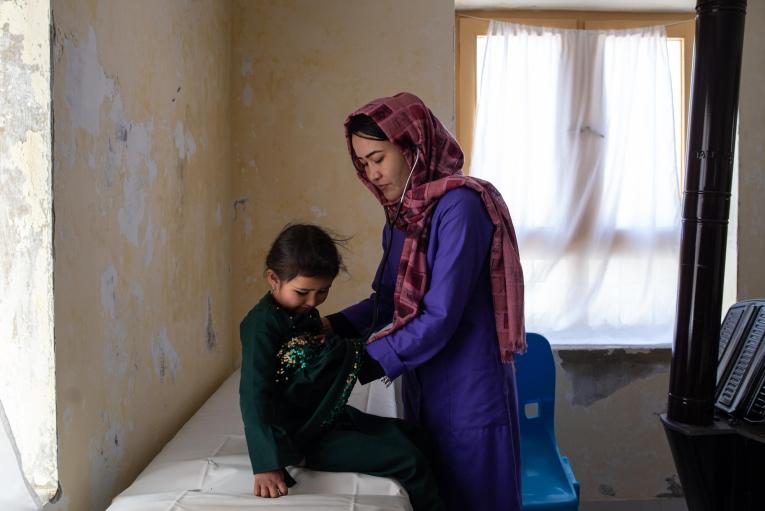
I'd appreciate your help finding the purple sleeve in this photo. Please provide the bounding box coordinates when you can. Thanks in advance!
[367,191,493,379]
[338,226,395,335]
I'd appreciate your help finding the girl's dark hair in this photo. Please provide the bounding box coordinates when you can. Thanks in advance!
[265,224,346,281]
[347,114,387,141]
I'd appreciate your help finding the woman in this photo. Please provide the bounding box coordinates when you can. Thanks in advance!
[325,92,526,510]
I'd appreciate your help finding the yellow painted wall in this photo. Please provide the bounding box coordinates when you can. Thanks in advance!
[50,1,232,509]
[230,0,456,346]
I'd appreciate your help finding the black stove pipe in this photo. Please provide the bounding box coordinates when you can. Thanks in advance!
[662,2,752,509]
[667,0,747,427]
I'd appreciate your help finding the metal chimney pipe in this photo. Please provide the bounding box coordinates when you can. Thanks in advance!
[667,0,747,426]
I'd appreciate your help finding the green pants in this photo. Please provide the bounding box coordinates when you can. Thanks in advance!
[303,406,445,511]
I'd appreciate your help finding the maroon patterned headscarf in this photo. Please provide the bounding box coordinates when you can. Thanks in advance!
[345,92,525,362]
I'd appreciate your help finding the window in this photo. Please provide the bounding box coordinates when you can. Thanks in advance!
[458,11,694,179]
[457,11,696,345]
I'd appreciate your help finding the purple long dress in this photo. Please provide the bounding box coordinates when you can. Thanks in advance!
[341,187,522,510]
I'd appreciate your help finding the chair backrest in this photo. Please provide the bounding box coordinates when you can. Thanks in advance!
[515,332,556,434]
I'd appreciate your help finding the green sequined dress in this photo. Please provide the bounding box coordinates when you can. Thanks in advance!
[239,292,364,475]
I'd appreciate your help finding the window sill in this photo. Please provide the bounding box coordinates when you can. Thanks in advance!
[551,342,672,351]
[540,329,674,350]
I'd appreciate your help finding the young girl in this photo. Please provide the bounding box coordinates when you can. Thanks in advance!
[239,224,443,510]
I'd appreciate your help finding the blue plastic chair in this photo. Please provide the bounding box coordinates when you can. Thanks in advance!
[515,332,580,510]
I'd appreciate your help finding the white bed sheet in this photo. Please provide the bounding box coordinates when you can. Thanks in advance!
[107,371,410,511]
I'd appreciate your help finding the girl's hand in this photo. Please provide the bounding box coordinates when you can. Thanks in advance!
[254,470,288,498]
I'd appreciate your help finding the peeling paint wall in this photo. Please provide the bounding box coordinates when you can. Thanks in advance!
[738,0,765,300]
[50,1,232,510]
[230,0,455,346]
[0,0,56,502]
[553,348,682,505]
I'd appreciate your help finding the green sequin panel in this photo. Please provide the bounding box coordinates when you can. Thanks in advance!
[320,338,364,428]
[275,334,325,383]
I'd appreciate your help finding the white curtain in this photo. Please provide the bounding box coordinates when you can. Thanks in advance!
[472,21,681,345]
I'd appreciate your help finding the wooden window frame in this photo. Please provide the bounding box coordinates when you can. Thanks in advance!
[456,10,695,178]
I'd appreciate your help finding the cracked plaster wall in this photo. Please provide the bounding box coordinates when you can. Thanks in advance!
[553,348,682,504]
[0,0,56,503]
[48,1,232,510]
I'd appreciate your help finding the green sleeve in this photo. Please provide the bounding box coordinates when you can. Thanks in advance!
[239,308,302,474]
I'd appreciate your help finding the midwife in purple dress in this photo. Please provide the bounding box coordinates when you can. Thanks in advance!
[324,92,526,511]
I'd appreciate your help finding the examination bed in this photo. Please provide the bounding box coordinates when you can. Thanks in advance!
[106,370,411,511]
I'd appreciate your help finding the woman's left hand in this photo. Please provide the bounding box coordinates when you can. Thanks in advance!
[320,317,332,333]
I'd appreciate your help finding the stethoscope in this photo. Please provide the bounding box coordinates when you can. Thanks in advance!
[368,148,419,334]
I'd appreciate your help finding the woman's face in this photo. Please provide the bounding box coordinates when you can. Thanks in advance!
[351,134,411,202]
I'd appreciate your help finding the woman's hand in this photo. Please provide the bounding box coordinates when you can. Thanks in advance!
[320,316,333,334]
[254,470,288,498]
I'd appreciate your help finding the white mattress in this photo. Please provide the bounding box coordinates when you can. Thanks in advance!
[107,371,410,511]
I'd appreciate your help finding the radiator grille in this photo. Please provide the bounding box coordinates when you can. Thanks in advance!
[746,381,765,422]
[718,309,765,408]
[719,306,745,359]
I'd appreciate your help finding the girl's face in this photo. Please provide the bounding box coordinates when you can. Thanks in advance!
[266,271,333,313]
[351,134,411,202]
